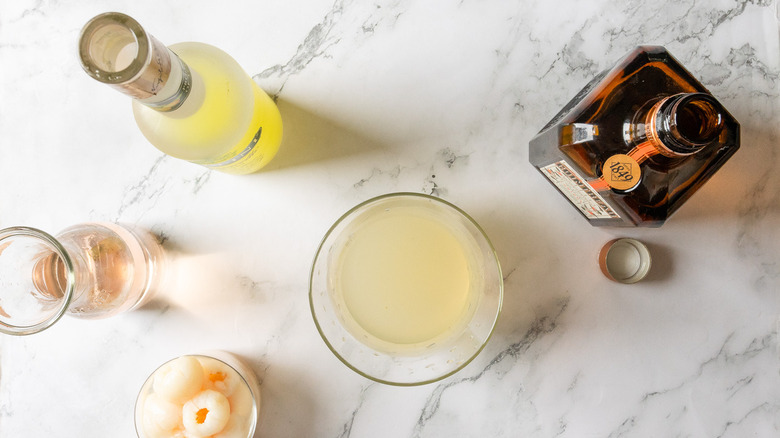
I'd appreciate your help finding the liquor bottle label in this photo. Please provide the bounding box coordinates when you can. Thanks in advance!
[540,161,620,220]
[602,154,641,191]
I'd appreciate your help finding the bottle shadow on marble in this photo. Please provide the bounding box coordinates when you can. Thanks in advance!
[130,232,245,318]
[259,99,389,172]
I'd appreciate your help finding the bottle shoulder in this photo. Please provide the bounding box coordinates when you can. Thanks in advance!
[532,48,740,161]
[132,42,258,160]
[538,47,709,134]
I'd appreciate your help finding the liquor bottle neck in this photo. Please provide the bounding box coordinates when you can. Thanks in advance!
[641,92,725,158]
[79,12,191,112]
[591,92,726,193]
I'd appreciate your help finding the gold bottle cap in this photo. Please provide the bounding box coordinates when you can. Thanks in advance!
[599,238,652,283]
[602,154,641,191]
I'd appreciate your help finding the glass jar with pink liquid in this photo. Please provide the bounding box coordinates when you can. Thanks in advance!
[0,222,164,335]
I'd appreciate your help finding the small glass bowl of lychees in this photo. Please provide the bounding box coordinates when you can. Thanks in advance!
[135,352,260,438]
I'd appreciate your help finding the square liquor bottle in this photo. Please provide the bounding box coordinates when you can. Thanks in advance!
[529,46,740,227]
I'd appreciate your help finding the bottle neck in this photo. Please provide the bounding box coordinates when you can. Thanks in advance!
[79,12,191,112]
[591,92,726,193]
[642,92,725,158]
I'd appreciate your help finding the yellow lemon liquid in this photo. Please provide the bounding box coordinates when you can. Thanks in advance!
[333,205,477,353]
[132,43,282,174]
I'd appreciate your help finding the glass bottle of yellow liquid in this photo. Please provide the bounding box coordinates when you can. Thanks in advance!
[78,12,282,174]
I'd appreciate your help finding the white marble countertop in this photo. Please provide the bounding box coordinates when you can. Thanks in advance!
[1,0,779,437]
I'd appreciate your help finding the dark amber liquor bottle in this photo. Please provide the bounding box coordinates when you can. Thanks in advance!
[529,46,740,227]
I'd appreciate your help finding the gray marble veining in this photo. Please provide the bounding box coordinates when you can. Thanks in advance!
[0,0,778,437]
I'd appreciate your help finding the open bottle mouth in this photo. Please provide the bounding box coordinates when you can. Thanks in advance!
[78,12,150,85]
[0,227,75,335]
[657,93,724,154]
[79,12,192,111]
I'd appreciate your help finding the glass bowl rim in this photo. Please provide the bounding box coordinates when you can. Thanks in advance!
[308,192,503,386]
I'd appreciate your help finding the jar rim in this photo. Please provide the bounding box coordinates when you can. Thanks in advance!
[0,226,75,335]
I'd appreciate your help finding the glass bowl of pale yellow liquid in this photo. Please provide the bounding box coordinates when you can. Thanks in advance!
[310,192,503,386]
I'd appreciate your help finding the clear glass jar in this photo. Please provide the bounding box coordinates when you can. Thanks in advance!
[0,222,164,335]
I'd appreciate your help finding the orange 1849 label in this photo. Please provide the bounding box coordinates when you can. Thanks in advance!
[602,154,641,191]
